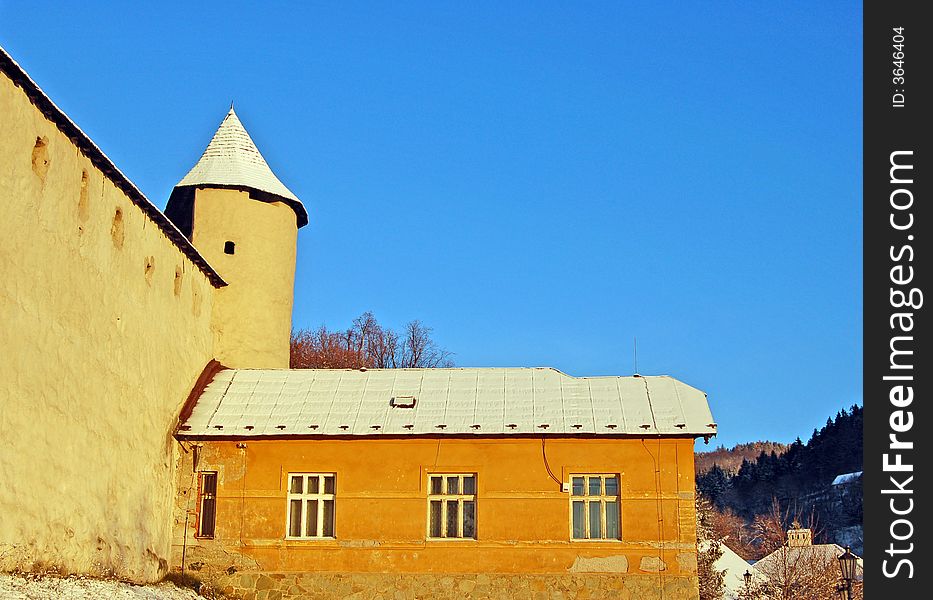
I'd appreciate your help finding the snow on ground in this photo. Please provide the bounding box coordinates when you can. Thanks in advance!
[0,573,202,600]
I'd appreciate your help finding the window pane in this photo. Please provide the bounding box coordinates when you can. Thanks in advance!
[430,500,443,537]
[203,473,217,495]
[290,476,303,494]
[323,500,335,537]
[463,501,476,538]
[588,477,602,496]
[430,476,443,494]
[606,501,619,539]
[323,476,335,495]
[463,475,476,495]
[199,498,216,537]
[447,477,459,495]
[605,476,619,496]
[308,476,319,494]
[572,501,586,539]
[588,502,602,538]
[572,477,585,496]
[446,500,459,537]
[306,499,318,537]
[289,499,303,537]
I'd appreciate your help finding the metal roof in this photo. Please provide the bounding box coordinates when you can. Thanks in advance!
[175,107,308,227]
[177,368,717,438]
[0,45,226,288]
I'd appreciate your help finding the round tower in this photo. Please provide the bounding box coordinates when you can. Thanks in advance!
[165,107,308,368]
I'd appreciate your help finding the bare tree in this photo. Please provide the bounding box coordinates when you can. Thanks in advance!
[291,312,453,369]
[756,545,858,600]
[696,496,726,600]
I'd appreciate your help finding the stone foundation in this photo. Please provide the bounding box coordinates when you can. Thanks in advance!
[201,571,699,600]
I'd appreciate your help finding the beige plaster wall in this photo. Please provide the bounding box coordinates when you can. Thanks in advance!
[190,188,297,369]
[0,71,216,581]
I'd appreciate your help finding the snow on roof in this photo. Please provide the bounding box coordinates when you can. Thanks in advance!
[756,544,863,581]
[712,544,764,600]
[177,368,717,438]
[832,471,862,486]
[175,107,308,227]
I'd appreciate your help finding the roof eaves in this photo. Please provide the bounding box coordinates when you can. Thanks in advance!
[0,45,226,288]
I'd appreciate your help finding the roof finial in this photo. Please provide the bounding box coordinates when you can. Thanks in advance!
[229,99,235,112]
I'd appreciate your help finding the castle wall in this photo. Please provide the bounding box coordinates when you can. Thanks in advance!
[172,437,699,599]
[0,68,218,582]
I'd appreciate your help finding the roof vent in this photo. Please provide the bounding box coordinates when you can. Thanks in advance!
[391,396,417,408]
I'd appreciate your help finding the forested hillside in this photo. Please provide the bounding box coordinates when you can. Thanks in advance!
[695,441,788,475]
[696,405,863,558]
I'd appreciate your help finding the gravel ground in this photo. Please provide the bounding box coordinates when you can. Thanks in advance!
[0,574,202,600]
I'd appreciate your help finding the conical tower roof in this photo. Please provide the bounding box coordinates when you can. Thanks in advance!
[175,107,308,227]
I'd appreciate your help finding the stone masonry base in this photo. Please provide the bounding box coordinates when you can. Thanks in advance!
[203,571,700,600]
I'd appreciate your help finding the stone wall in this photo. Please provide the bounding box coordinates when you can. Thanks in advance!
[202,571,699,600]
[0,56,219,581]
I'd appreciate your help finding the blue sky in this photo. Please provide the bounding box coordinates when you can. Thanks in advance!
[1,2,862,448]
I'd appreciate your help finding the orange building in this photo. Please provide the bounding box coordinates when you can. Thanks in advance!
[173,367,716,599]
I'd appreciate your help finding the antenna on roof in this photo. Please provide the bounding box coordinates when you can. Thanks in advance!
[633,336,638,375]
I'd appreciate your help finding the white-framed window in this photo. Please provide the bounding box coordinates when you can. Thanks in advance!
[427,474,476,539]
[286,473,335,539]
[570,474,620,540]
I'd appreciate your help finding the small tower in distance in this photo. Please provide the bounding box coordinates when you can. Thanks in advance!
[166,107,308,368]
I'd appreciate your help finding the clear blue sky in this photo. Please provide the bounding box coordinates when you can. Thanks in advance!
[1,2,862,448]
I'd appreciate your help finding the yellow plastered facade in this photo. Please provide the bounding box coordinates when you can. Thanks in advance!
[0,71,216,581]
[173,437,698,588]
[190,188,297,369]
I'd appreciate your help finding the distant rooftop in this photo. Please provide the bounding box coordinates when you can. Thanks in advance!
[832,471,862,486]
[174,107,308,227]
[177,367,717,438]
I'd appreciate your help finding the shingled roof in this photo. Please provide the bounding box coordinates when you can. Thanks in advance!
[176,368,717,438]
[174,107,308,227]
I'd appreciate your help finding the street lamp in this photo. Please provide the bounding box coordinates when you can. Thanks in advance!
[837,546,857,600]
[743,570,752,599]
